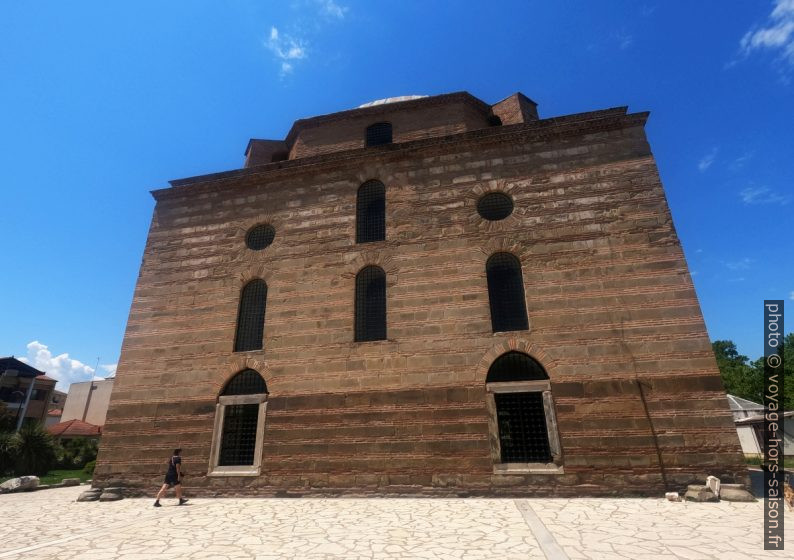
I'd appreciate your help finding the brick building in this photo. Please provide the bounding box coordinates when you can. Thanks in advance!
[95,91,748,496]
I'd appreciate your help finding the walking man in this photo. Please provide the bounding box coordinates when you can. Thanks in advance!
[154,448,188,507]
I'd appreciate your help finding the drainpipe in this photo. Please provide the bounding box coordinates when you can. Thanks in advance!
[15,375,36,432]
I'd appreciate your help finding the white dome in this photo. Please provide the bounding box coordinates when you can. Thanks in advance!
[357,95,428,108]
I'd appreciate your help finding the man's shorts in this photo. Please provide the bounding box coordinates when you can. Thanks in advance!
[163,475,181,487]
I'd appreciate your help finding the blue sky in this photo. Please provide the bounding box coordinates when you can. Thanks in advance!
[1,1,792,390]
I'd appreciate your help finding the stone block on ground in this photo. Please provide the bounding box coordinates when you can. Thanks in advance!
[98,492,123,502]
[77,489,102,502]
[61,478,81,487]
[719,484,756,502]
[0,476,40,493]
[684,485,719,502]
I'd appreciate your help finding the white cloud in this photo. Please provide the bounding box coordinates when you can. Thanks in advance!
[266,26,307,76]
[318,0,348,19]
[739,186,792,205]
[739,0,794,65]
[726,257,752,271]
[101,363,118,377]
[618,33,633,50]
[18,341,107,391]
[698,147,718,172]
[729,151,754,171]
[789,290,794,300]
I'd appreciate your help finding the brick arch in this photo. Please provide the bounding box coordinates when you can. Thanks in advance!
[213,357,273,397]
[341,251,399,286]
[237,264,275,288]
[472,239,532,267]
[475,339,558,383]
[351,166,390,186]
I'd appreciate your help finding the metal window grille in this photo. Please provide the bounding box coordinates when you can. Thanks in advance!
[477,192,514,221]
[495,392,552,463]
[221,369,268,396]
[234,280,267,352]
[365,122,392,147]
[218,403,259,466]
[487,352,548,383]
[246,224,275,251]
[356,181,386,243]
[355,266,386,342]
[486,253,529,332]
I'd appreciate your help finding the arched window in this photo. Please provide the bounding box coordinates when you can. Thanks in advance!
[209,369,268,475]
[486,253,528,332]
[365,122,392,146]
[488,115,503,126]
[485,352,562,470]
[356,180,386,243]
[234,280,267,352]
[355,265,386,342]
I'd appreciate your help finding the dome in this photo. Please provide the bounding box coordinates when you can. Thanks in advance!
[357,95,428,109]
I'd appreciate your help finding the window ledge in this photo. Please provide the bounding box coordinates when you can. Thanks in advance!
[493,463,564,475]
[207,468,260,477]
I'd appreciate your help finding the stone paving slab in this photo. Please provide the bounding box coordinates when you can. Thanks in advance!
[0,486,791,559]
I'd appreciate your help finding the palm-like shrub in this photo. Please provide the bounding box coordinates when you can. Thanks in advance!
[14,423,58,476]
[0,431,18,476]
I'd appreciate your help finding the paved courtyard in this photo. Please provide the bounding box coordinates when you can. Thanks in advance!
[0,485,791,559]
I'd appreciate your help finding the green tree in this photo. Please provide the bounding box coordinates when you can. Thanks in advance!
[713,340,763,404]
[57,437,98,469]
[780,332,793,411]
[713,334,793,411]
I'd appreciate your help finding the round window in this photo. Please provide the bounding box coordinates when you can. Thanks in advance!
[477,192,514,221]
[245,224,275,250]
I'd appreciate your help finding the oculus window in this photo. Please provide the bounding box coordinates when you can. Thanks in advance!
[246,225,275,251]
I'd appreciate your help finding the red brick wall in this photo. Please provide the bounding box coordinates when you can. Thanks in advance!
[95,103,747,496]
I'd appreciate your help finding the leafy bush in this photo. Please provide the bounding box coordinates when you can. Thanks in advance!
[57,437,98,470]
[14,423,58,476]
[0,431,18,476]
[83,459,96,475]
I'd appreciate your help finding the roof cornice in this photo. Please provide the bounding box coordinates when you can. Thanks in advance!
[154,106,647,201]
